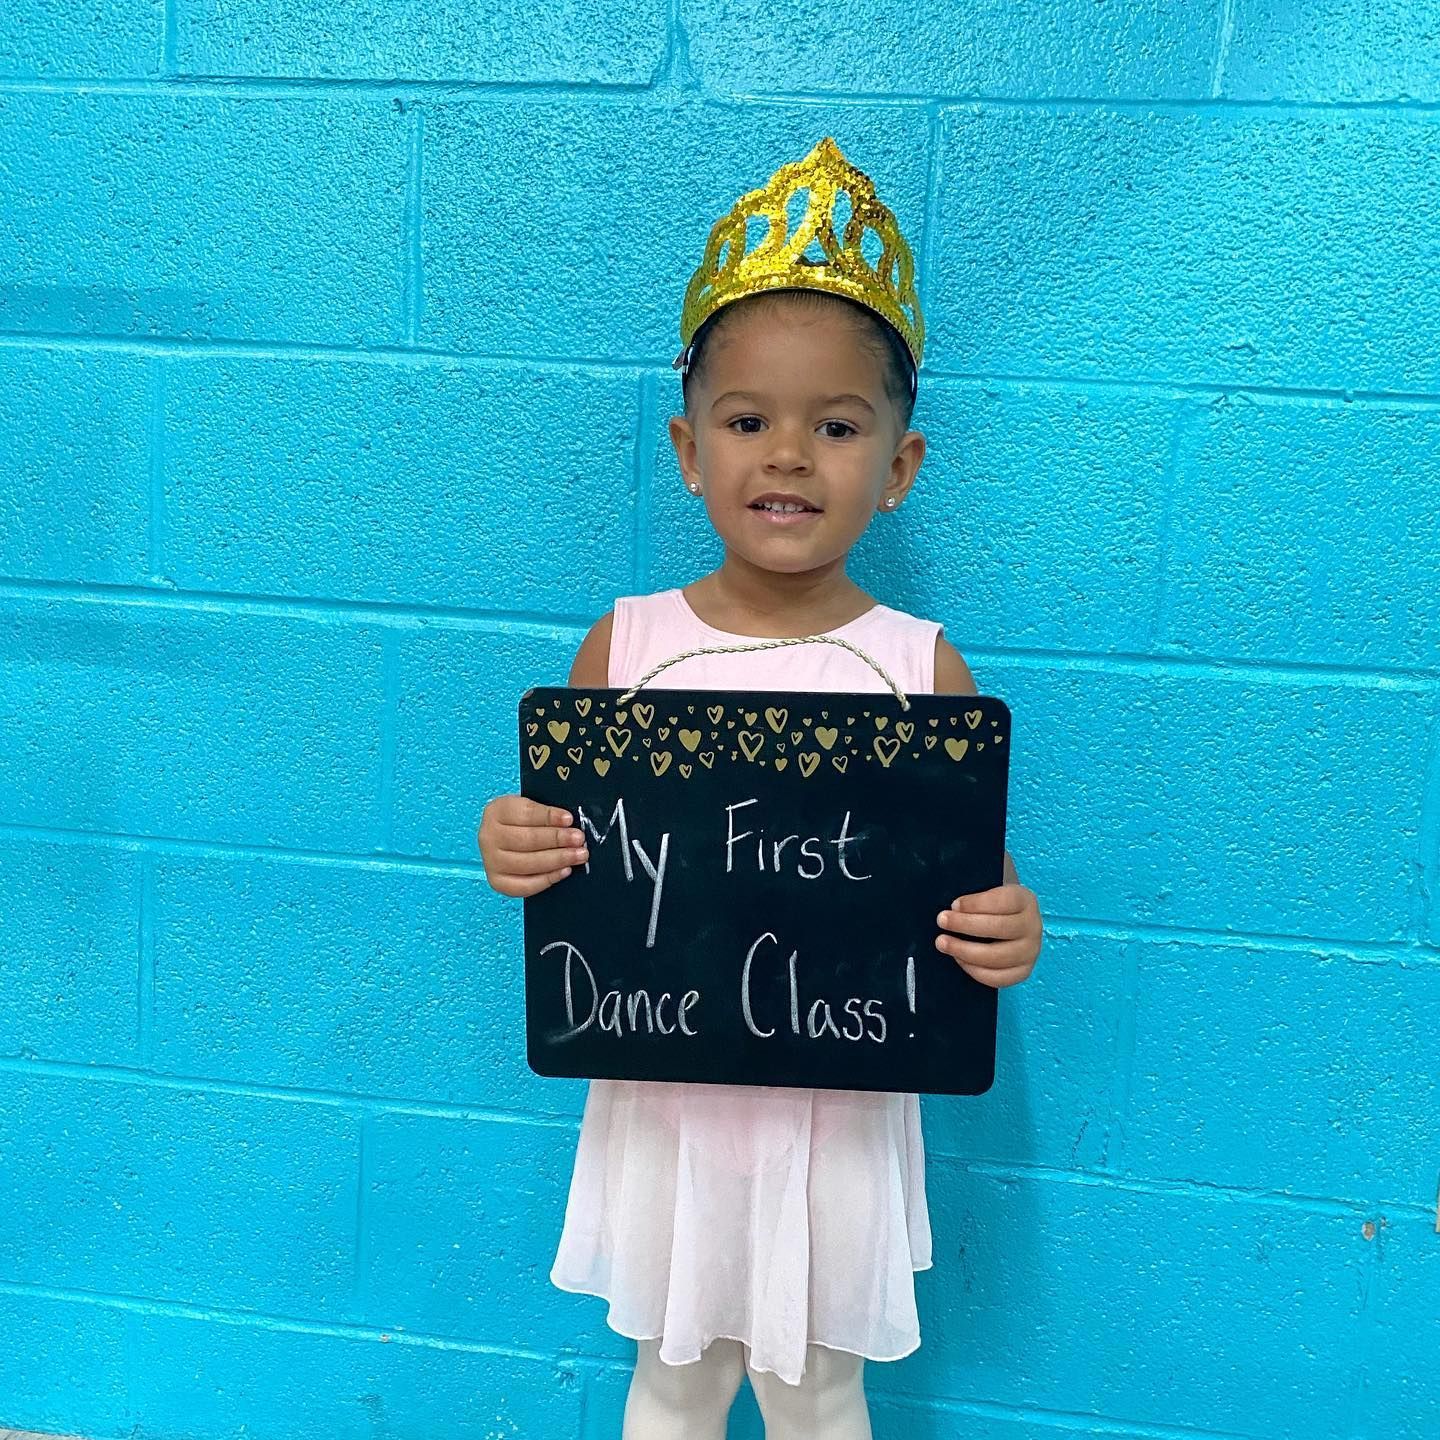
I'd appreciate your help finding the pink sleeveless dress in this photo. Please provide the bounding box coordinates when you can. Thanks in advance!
[549,586,943,1385]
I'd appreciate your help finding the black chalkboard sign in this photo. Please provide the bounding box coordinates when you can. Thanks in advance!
[519,687,1009,1095]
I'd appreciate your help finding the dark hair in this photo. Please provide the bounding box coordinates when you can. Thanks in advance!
[680,288,917,434]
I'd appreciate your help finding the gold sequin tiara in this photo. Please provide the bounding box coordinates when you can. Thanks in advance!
[673,136,925,388]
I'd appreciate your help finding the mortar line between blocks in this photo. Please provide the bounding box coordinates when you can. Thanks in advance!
[633,371,657,590]
[9,333,1440,410]
[1342,1204,1386,1439]
[138,853,155,1066]
[379,631,400,851]
[403,105,425,345]
[1147,399,1190,651]
[1415,696,1440,945]
[147,356,167,581]
[1101,939,1140,1172]
[0,578,1434,683]
[1210,0,1238,99]
[161,0,178,76]
[5,76,1440,116]
[918,102,943,325]
[351,1106,373,1318]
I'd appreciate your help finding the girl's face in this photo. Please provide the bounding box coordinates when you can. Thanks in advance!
[668,301,925,579]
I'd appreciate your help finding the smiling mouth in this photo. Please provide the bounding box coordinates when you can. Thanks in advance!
[749,498,822,515]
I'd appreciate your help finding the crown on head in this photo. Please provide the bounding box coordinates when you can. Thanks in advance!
[673,136,925,385]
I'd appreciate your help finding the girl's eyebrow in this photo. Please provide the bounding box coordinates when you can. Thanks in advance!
[710,389,876,415]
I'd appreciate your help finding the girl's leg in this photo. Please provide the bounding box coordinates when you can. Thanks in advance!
[747,1343,873,1440]
[621,1337,745,1440]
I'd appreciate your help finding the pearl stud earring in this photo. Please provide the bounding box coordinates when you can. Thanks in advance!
[884,497,897,508]
[689,483,702,495]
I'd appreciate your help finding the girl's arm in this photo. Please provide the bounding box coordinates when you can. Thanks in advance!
[568,610,613,687]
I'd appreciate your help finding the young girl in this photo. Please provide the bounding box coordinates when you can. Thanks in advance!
[477,137,1044,1439]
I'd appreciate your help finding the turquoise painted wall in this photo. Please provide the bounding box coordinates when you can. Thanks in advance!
[1,3,1437,1437]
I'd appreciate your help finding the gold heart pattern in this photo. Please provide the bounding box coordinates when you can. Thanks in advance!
[520,693,1001,780]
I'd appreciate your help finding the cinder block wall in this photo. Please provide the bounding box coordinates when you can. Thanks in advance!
[2,4,1437,1437]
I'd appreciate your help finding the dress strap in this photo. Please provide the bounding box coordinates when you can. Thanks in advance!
[615,635,912,710]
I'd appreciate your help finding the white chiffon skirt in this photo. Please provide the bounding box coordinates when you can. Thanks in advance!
[549,1078,932,1386]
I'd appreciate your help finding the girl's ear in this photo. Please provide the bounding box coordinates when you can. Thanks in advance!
[880,428,925,509]
[669,415,702,491]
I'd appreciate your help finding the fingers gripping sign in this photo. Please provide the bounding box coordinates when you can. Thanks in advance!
[478,795,592,898]
[935,875,1043,989]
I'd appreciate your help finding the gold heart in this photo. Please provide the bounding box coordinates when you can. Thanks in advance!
[605,726,632,757]
[896,721,915,743]
[527,744,551,769]
[650,750,672,776]
[567,746,584,764]
[815,726,838,750]
[928,718,938,727]
[575,697,592,716]
[593,757,611,776]
[633,703,655,729]
[798,752,821,778]
[658,726,671,740]
[699,751,715,769]
[708,705,724,724]
[832,754,849,773]
[790,730,803,744]
[764,707,788,733]
[679,728,702,751]
[615,710,628,725]
[775,757,788,772]
[875,715,888,730]
[680,762,693,778]
[924,735,937,750]
[525,722,539,736]
[874,735,901,768]
[964,709,983,730]
[945,737,970,761]
[744,711,758,725]
[557,765,570,780]
[803,716,813,725]
[846,715,856,724]
[738,730,765,761]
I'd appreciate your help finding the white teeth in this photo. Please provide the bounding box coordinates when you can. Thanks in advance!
[757,501,810,513]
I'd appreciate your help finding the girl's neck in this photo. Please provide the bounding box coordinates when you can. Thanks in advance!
[682,558,876,639]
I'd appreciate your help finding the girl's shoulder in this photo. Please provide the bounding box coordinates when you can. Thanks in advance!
[859,600,977,696]
[566,589,679,688]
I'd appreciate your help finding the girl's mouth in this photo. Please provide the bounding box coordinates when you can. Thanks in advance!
[748,495,823,524]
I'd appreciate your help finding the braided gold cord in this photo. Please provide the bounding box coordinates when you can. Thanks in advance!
[615,635,912,711]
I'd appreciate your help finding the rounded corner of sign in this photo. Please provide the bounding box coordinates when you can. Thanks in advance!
[983,695,1012,726]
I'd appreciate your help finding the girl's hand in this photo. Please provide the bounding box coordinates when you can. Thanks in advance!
[935,882,1043,989]
[477,794,589,898]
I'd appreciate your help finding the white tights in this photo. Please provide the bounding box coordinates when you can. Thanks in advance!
[621,1337,872,1440]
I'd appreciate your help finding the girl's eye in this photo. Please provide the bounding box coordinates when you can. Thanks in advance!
[727,417,858,438]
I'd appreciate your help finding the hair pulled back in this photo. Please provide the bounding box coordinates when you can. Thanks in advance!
[680,289,916,435]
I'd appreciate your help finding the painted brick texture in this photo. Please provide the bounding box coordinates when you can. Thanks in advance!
[1,3,1436,1439]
